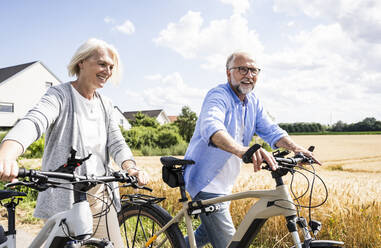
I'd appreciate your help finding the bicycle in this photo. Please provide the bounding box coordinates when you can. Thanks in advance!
[118,144,345,248]
[0,148,148,248]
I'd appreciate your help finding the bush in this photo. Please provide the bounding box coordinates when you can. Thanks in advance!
[141,142,187,156]
[22,136,45,159]
[0,131,7,142]
[156,129,182,148]
[123,126,158,149]
[123,124,185,151]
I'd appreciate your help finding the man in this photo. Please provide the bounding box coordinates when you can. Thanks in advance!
[184,51,319,247]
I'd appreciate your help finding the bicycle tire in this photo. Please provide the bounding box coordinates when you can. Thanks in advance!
[290,240,344,248]
[59,237,113,248]
[118,202,186,248]
[80,238,114,247]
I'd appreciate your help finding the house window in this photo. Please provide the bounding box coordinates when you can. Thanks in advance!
[119,119,124,126]
[45,82,53,89]
[0,102,14,112]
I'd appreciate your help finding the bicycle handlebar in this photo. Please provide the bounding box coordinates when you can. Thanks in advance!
[242,144,313,167]
[17,168,138,183]
[6,168,152,191]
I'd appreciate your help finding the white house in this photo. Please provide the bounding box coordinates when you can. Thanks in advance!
[114,106,131,130]
[123,109,171,125]
[0,61,61,127]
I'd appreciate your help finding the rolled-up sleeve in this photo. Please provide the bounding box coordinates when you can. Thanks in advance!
[199,90,228,144]
[254,100,288,149]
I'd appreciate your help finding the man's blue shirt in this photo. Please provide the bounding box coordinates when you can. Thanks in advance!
[184,82,288,198]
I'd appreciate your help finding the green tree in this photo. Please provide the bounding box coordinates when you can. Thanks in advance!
[122,126,158,149]
[174,106,197,142]
[156,129,182,148]
[130,112,159,128]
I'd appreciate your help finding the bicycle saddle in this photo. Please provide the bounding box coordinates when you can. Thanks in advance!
[0,190,26,201]
[160,157,195,168]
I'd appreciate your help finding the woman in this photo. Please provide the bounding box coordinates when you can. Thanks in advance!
[0,38,148,246]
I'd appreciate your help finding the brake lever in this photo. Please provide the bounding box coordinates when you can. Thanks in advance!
[5,181,27,188]
[6,180,52,192]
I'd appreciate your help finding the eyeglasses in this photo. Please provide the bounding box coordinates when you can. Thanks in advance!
[229,66,261,76]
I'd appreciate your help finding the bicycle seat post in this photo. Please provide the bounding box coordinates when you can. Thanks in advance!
[178,169,188,202]
[4,200,17,235]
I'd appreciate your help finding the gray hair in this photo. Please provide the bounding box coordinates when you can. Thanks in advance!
[67,38,122,84]
[226,51,254,70]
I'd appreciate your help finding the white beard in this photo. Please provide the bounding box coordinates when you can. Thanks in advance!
[232,76,254,95]
[237,84,253,95]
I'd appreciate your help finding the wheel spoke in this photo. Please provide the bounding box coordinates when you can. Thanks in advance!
[119,204,184,248]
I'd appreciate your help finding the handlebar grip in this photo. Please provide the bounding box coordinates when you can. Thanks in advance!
[242,144,261,163]
[18,168,28,178]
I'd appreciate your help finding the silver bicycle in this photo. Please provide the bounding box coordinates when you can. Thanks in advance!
[0,149,145,248]
[120,145,344,248]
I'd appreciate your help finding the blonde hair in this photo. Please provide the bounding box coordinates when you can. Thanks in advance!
[67,38,122,84]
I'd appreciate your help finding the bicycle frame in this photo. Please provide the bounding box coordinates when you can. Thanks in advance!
[29,200,93,247]
[0,191,94,248]
[147,184,301,248]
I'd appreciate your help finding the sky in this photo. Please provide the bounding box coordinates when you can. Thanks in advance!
[1,0,380,125]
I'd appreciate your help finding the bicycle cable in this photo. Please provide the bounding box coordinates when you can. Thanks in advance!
[269,164,329,213]
[49,181,116,242]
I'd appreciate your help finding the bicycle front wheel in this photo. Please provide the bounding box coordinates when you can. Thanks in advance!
[118,202,185,248]
[80,238,114,247]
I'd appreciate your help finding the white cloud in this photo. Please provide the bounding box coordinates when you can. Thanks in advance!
[154,10,264,71]
[124,72,207,115]
[220,0,250,15]
[287,21,295,27]
[104,16,115,24]
[273,0,381,43]
[114,20,135,35]
[150,0,381,123]
[154,11,204,59]
[144,74,163,81]
[257,21,380,123]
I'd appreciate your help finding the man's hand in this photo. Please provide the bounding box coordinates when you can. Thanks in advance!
[250,147,278,172]
[238,146,278,172]
[276,136,322,165]
[293,146,321,165]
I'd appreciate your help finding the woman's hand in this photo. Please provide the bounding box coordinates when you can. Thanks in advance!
[0,140,22,182]
[122,160,149,186]
[126,167,149,186]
